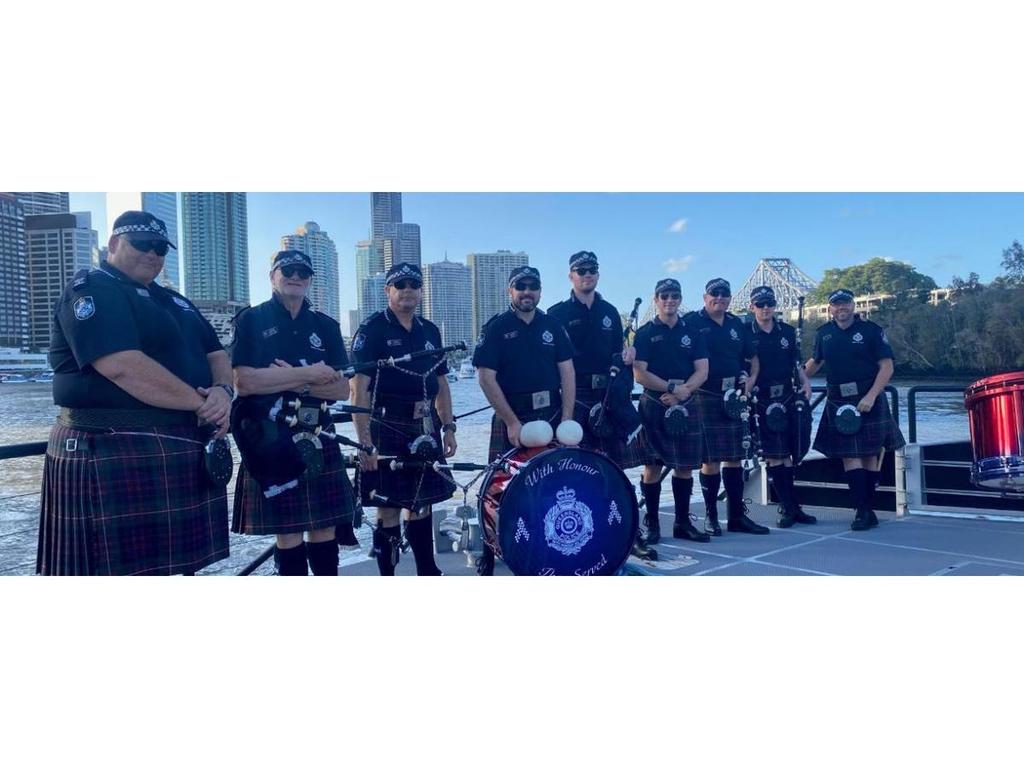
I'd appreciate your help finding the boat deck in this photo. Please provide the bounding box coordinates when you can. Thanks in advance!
[335,497,1024,576]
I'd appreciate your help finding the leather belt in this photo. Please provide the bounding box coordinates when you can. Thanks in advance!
[58,407,196,429]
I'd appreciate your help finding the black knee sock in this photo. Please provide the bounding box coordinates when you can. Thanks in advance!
[640,481,662,526]
[767,465,793,509]
[671,476,694,525]
[305,539,339,576]
[274,544,308,576]
[406,514,442,576]
[845,468,868,510]
[373,524,401,576]
[866,470,881,510]
[699,472,721,515]
[721,466,745,517]
[783,465,803,508]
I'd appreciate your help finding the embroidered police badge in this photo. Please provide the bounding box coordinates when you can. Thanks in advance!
[172,296,192,310]
[681,334,692,347]
[309,332,324,350]
[780,337,790,348]
[602,315,612,329]
[542,330,554,344]
[730,328,739,340]
[353,333,365,351]
[73,296,95,320]
[424,341,435,351]
[853,332,864,343]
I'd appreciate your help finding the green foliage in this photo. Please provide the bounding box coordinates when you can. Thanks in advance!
[809,257,937,304]
[1000,240,1024,285]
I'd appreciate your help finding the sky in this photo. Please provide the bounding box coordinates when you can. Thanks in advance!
[70,192,1023,329]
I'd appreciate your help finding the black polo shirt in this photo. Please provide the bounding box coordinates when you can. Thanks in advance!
[748,319,800,387]
[547,290,623,379]
[351,307,448,401]
[49,261,222,409]
[682,308,754,389]
[472,307,573,394]
[812,317,895,385]
[231,293,348,405]
[633,315,708,383]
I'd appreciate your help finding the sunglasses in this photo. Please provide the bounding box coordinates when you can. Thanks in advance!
[708,289,731,298]
[279,265,312,279]
[754,301,777,309]
[573,266,598,276]
[392,279,422,290]
[657,292,681,301]
[514,281,541,291]
[127,237,170,257]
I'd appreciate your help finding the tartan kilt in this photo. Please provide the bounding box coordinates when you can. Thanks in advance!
[754,393,796,460]
[233,431,356,535]
[637,394,702,470]
[360,411,455,510]
[487,405,561,463]
[695,389,746,463]
[574,388,644,469]
[812,393,907,458]
[37,422,229,576]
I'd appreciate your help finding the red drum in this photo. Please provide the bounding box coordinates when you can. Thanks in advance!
[478,446,639,575]
[964,371,1024,491]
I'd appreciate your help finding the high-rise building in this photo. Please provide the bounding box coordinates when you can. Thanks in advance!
[25,212,98,350]
[346,309,360,339]
[281,221,340,321]
[181,193,249,303]
[7,193,69,216]
[0,194,29,347]
[423,257,472,347]
[467,250,529,340]
[378,222,421,270]
[355,239,382,288]
[358,273,387,323]
[371,193,402,239]
[106,192,180,291]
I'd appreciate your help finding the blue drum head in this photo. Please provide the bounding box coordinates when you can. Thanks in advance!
[495,447,639,575]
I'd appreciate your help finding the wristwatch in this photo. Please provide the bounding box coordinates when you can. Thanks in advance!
[442,422,457,434]
[215,383,235,399]
[667,382,677,394]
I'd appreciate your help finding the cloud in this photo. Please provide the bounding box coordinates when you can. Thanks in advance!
[663,255,695,273]
[667,218,688,233]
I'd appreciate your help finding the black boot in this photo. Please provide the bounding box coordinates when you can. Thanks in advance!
[406,513,443,576]
[640,481,662,544]
[699,472,723,536]
[672,476,710,542]
[724,466,769,534]
[372,523,402,575]
[845,468,873,531]
[274,543,308,576]
[630,530,659,560]
[305,539,339,576]
[866,469,881,528]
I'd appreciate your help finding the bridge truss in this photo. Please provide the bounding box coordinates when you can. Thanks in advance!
[735,258,818,314]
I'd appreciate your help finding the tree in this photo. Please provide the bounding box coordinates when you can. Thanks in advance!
[810,257,937,303]
[1000,240,1024,285]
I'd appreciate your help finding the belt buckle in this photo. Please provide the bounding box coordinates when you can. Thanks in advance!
[532,390,551,410]
[591,374,608,389]
[770,384,784,398]
[721,376,736,392]
[65,438,78,452]
[839,381,859,397]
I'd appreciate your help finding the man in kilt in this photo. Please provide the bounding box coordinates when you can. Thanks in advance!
[231,250,356,575]
[683,278,769,535]
[744,285,817,528]
[805,289,906,530]
[473,265,576,574]
[547,250,654,559]
[632,278,712,544]
[38,210,231,575]
[350,262,456,576]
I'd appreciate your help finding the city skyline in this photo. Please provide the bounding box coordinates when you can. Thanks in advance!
[65,192,1024,319]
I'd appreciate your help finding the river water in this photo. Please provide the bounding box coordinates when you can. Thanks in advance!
[0,378,972,575]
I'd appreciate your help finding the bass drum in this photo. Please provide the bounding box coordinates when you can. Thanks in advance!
[478,446,639,575]
[964,371,1024,491]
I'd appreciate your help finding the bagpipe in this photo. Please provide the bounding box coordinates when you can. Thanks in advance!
[232,342,466,499]
[584,298,643,444]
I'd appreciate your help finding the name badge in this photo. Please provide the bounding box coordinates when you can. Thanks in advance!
[839,381,859,397]
[770,384,785,398]
[591,374,608,389]
[721,376,736,392]
[532,390,551,410]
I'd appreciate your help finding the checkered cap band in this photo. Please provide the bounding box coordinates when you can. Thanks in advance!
[705,278,731,294]
[750,285,776,303]
[655,278,681,294]
[385,262,423,285]
[828,289,855,304]
[569,251,599,268]
[509,266,541,286]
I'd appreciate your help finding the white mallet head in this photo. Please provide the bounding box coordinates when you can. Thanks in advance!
[520,420,554,448]
[556,419,584,446]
